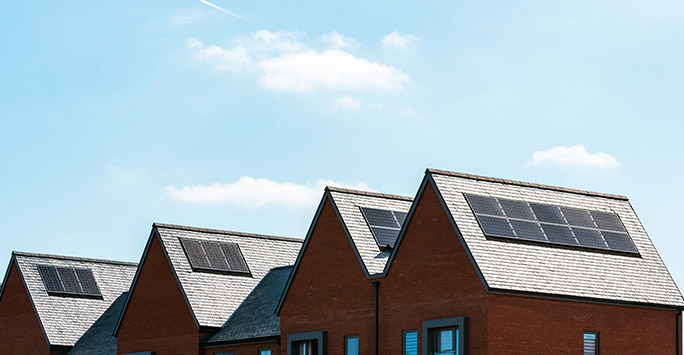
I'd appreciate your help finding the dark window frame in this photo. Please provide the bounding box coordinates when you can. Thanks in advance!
[583,330,599,355]
[344,334,359,355]
[422,316,468,355]
[213,352,236,355]
[287,330,327,355]
[402,329,419,355]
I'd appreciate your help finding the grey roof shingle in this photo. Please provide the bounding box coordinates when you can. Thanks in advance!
[155,224,302,328]
[64,292,128,355]
[204,266,292,345]
[427,170,684,308]
[12,252,137,346]
[328,188,413,276]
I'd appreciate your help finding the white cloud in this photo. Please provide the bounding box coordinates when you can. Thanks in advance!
[380,31,420,49]
[188,30,410,93]
[258,49,410,92]
[334,96,362,110]
[163,176,371,208]
[530,145,619,169]
[320,31,358,48]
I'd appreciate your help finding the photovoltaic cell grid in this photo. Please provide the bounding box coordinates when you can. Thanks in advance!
[179,238,251,274]
[360,207,408,249]
[37,265,102,297]
[464,193,638,253]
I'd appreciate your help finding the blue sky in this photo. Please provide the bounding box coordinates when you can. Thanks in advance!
[1,0,683,292]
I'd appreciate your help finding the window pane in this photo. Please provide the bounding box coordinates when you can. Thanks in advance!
[583,332,597,355]
[403,331,418,355]
[259,350,271,355]
[346,337,359,355]
[439,329,453,352]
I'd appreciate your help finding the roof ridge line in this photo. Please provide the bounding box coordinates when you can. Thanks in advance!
[426,168,629,200]
[11,251,138,266]
[325,186,414,201]
[152,223,303,243]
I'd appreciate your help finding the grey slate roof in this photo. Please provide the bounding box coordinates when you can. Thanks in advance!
[12,252,137,346]
[154,223,302,328]
[328,187,413,276]
[64,292,128,355]
[426,169,684,308]
[204,266,292,345]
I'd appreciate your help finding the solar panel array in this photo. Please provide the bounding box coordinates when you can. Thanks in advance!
[37,265,102,297]
[464,194,638,253]
[180,238,251,274]
[360,207,408,249]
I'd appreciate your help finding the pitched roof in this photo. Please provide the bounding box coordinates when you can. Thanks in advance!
[204,266,292,345]
[150,223,302,328]
[64,292,128,355]
[11,252,137,346]
[421,169,684,308]
[327,187,413,276]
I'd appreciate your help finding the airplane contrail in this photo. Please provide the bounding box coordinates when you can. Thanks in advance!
[198,0,251,22]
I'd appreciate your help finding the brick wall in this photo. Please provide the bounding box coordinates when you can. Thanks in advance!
[0,261,51,354]
[203,340,280,355]
[117,233,202,355]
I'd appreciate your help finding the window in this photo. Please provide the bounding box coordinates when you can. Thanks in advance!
[422,317,468,355]
[345,335,359,355]
[213,352,236,355]
[259,349,272,355]
[403,330,418,355]
[584,331,599,355]
[287,331,327,355]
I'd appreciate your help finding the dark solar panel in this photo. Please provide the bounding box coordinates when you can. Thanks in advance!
[562,207,596,228]
[75,269,101,296]
[591,211,626,232]
[370,226,401,248]
[38,265,64,293]
[57,267,83,294]
[204,242,231,270]
[478,216,515,238]
[510,220,546,241]
[530,204,566,224]
[573,228,607,249]
[499,199,535,220]
[220,243,250,273]
[465,194,504,216]
[180,238,212,269]
[540,224,577,245]
[602,231,637,252]
[361,207,399,228]
[394,211,408,226]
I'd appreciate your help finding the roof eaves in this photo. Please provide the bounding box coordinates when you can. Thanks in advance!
[11,251,138,267]
[325,186,414,202]
[152,223,303,243]
[425,168,629,200]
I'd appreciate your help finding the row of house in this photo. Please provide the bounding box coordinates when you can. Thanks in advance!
[1,168,682,354]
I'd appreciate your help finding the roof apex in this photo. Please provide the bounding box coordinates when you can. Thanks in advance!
[12,251,138,267]
[152,223,303,243]
[325,186,413,202]
[426,168,629,200]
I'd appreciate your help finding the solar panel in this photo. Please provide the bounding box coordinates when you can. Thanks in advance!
[75,269,101,296]
[478,216,515,238]
[360,207,409,249]
[591,211,626,232]
[38,265,64,293]
[510,220,546,241]
[180,238,251,274]
[220,243,250,273]
[38,265,101,297]
[464,193,638,254]
[499,199,535,220]
[465,195,504,216]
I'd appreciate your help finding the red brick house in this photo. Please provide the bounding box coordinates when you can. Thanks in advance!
[114,223,301,355]
[0,252,137,355]
[276,170,684,355]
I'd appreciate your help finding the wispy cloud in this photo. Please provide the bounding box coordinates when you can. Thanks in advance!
[333,96,362,110]
[530,145,619,169]
[198,0,250,22]
[380,31,420,49]
[188,30,411,93]
[163,176,372,208]
[320,31,358,48]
